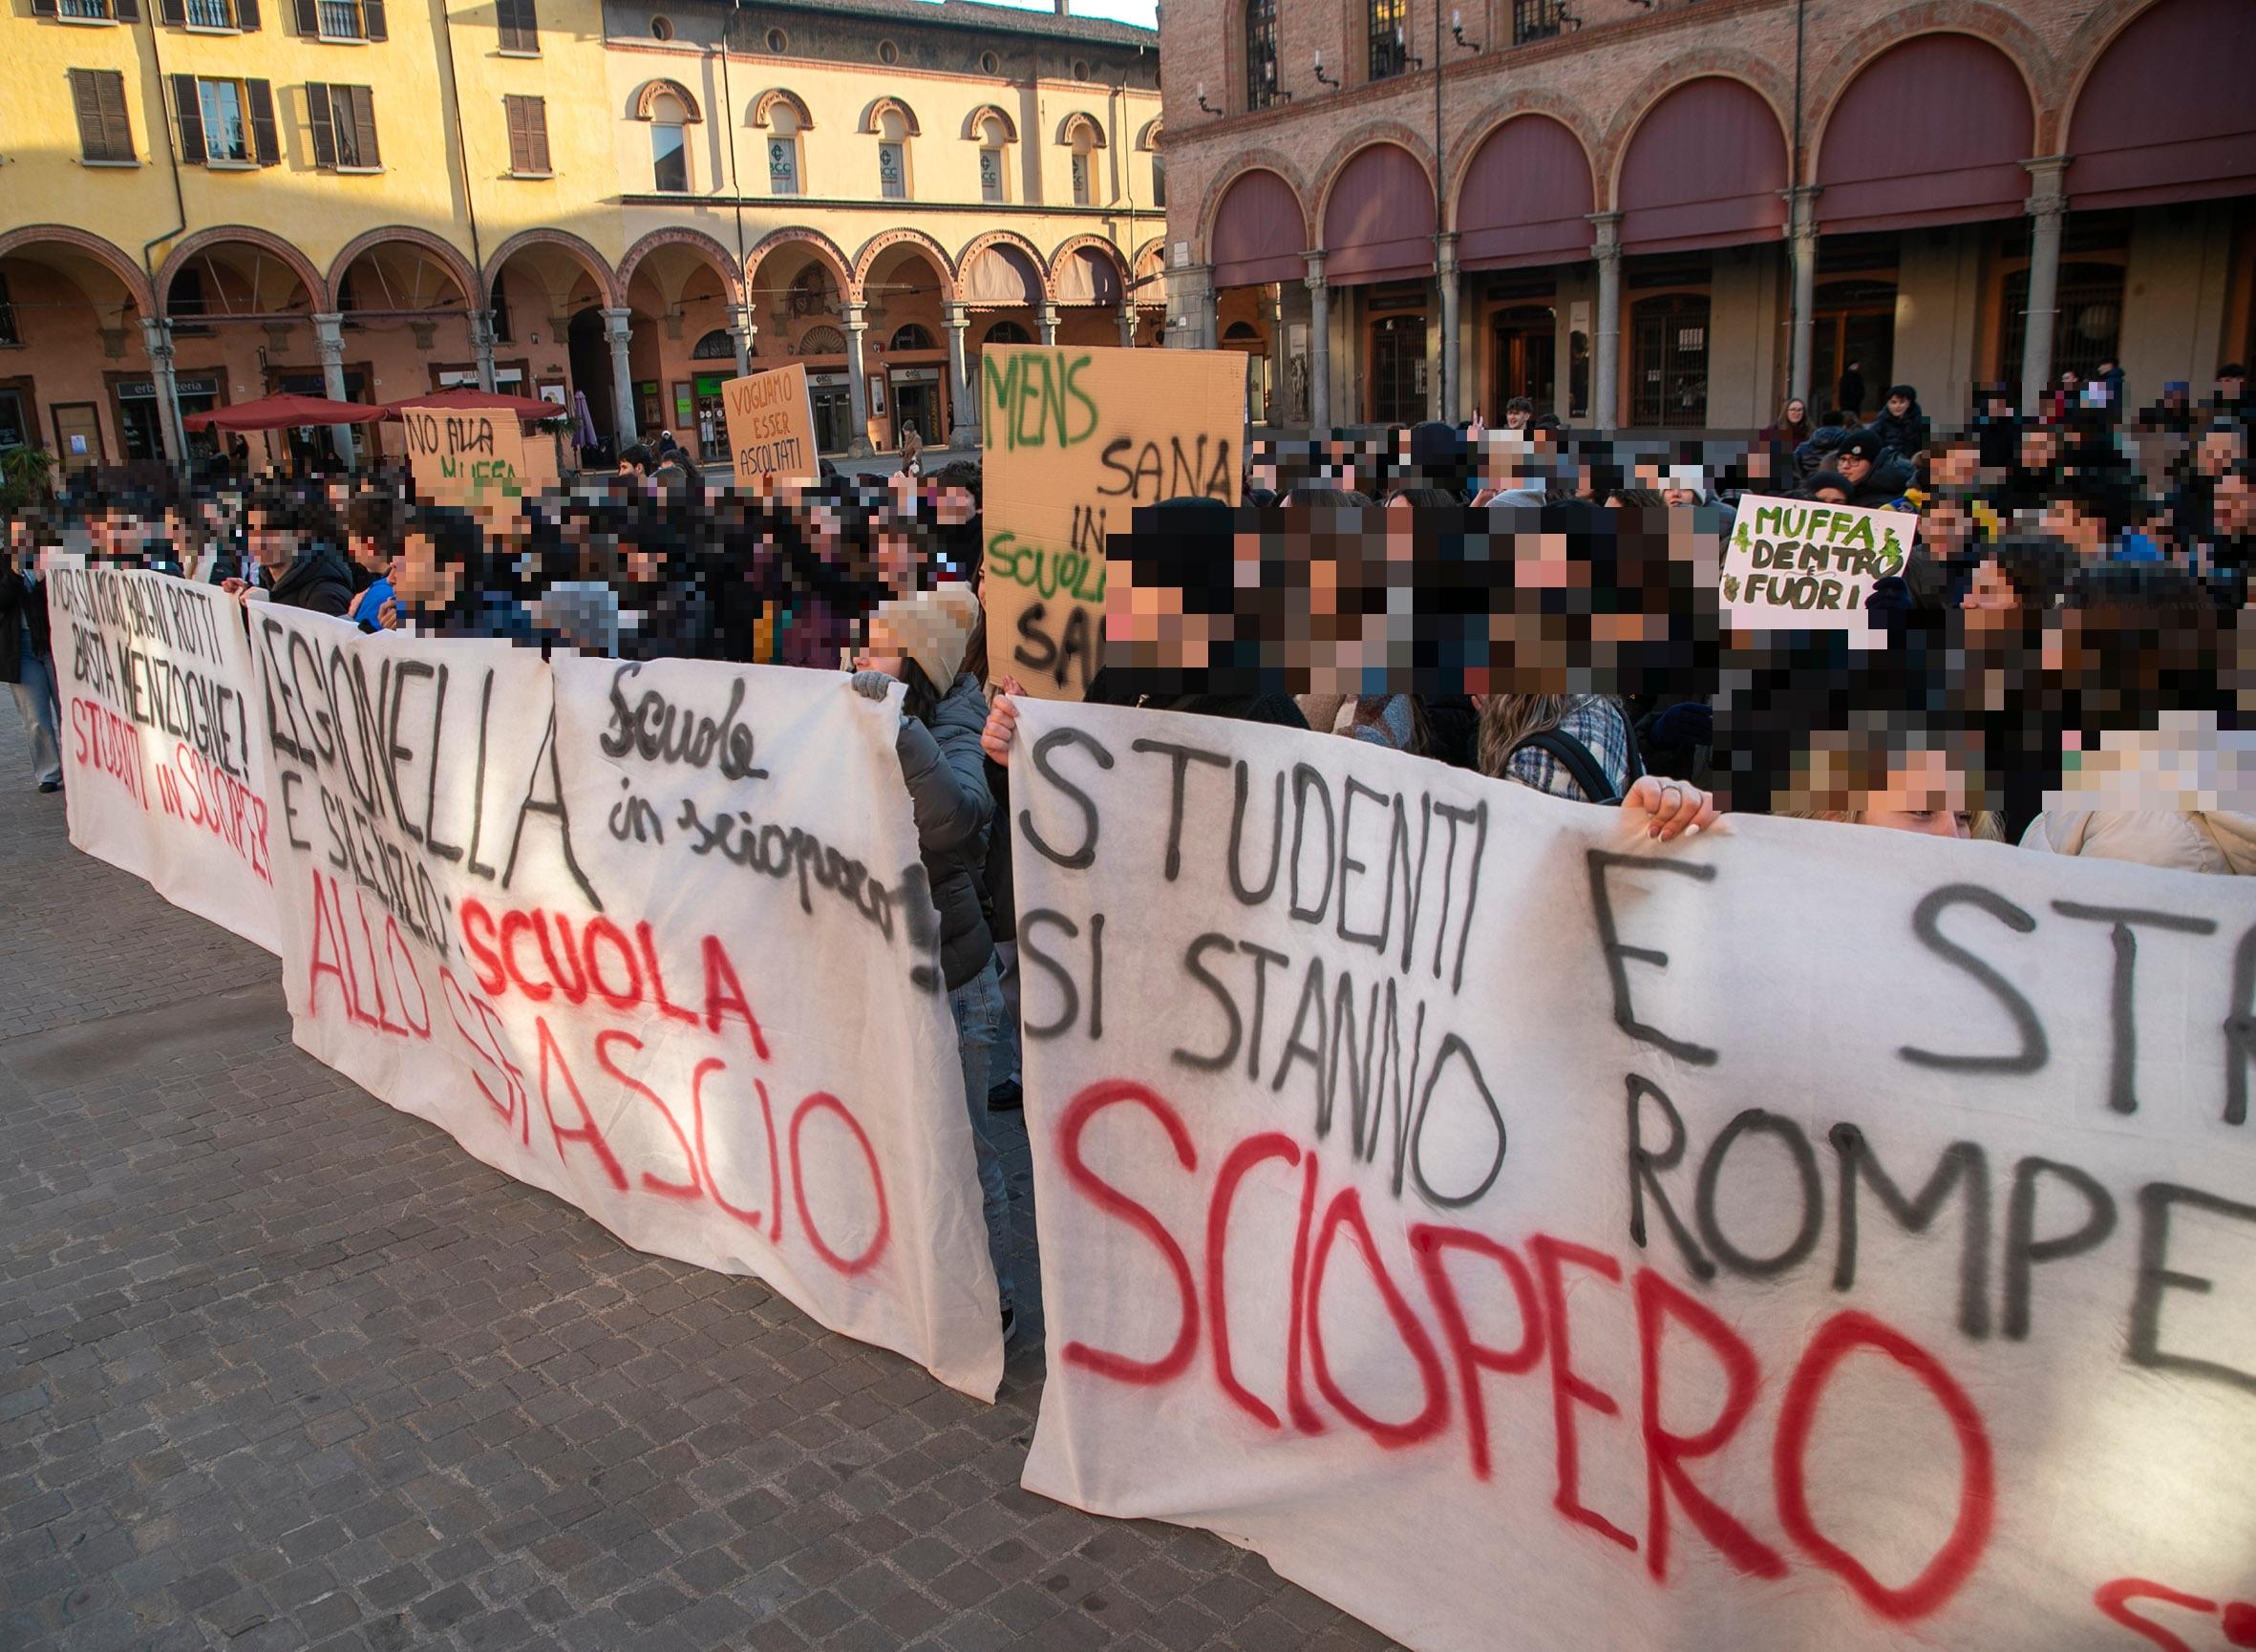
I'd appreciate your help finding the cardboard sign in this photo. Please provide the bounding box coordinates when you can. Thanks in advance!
[1010,699,2256,1652]
[1721,495,1915,635]
[48,562,280,952]
[400,406,531,519]
[979,344,1245,702]
[245,611,1005,1399]
[723,364,819,486]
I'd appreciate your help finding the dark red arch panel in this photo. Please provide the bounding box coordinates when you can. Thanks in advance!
[1322,144,1437,285]
[1210,169,1309,288]
[1817,36,2033,231]
[1618,78,1788,254]
[2067,0,2256,208]
[1457,116,1596,270]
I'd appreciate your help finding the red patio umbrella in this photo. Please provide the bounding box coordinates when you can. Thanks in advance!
[182,392,384,433]
[377,387,563,424]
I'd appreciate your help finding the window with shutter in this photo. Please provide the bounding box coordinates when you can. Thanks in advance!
[307,80,336,167]
[341,85,378,167]
[70,68,135,162]
[246,78,279,164]
[171,73,204,161]
[505,95,549,175]
[498,0,537,53]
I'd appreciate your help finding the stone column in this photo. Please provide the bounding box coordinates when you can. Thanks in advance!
[729,303,756,378]
[842,301,873,456]
[1437,231,1460,425]
[1037,301,1060,347]
[1305,252,1331,432]
[313,311,356,468]
[2020,156,2071,413]
[469,310,499,393]
[1117,305,1136,348]
[1588,211,1623,430]
[1786,186,1820,409]
[1266,284,1287,428]
[138,316,184,472]
[601,307,638,447]
[945,302,977,447]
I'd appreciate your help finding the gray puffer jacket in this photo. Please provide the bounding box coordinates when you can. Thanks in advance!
[897,672,996,991]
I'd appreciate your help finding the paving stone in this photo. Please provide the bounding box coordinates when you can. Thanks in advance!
[0,709,1409,1652]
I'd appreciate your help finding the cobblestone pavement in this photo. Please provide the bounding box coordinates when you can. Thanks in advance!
[0,710,1406,1652]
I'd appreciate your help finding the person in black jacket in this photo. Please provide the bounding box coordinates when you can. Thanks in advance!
[232,485,355,617]
[1833,431,1914,508]
[1866,385,1930,462]
[1838,360,1867,420]
[1,540,63,793]
[850,582,1018,1339]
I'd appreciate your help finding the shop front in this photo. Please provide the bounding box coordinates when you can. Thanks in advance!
[111,372,224,464]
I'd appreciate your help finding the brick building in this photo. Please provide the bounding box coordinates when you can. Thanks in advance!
[1156,0,2256,431]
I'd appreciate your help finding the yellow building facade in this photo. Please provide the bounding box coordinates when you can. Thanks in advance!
[0,0,1162,470]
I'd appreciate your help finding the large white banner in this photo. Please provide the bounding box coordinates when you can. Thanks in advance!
[47,564,280,953]
[246,606,1003,1398]
[1011,701,2256,1652]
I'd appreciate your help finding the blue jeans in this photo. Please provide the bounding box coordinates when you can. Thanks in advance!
[947,955,1013,1312]
[11,647,61,787]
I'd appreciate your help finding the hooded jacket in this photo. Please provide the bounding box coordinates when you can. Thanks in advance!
[897,672,996,991]
[1865,402,1930,462]
[266,540,357,617]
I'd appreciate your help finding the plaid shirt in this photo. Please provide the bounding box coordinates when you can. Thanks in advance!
[1504,695,1638,802]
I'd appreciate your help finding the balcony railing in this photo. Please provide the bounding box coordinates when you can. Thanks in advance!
[316,0,361,36]
[185,0,234,25]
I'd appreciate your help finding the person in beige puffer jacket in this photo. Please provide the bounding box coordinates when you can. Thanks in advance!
[2019,811,2256,875]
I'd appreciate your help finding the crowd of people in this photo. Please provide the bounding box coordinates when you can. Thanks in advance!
[4,369,2249,1332]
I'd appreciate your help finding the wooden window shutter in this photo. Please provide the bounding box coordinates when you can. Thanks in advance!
[247,78,279,164]
[348,85,378,166]
[172,73,205,162]
[96,71,134,160]
[235,0,259,30]
[158,0,185,23]
[71,70,108,160]
[359,0,384,38]
[503,95,529,173]
[502,0,538,52]
[291,0,316,32]
[307,81,336,167]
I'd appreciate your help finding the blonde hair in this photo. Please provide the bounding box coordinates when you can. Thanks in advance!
[1476,694,1576,779]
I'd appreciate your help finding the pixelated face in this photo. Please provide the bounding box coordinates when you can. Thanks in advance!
[394,530,445,607]
[1863,750,1971,838]
[2020,428,2057,469]
[1886,394,1910,417]
[851,619,906,679]
[246,512,294,568]
[2216,472,2253,534]
[1961,556,2020,621]
[1933,441,1980,487]
[1924,497,1974,556]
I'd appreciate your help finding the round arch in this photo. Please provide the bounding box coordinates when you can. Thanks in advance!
[1137,117,1162,151]
[962,104,1018,143]
[852,229,956,302]
[1316,139,1437,285]
[744,225,855,301]
[1452,114,1596,269]
[325,225,479,310]
[1055,110,1107,148]
[1802,9,2050,168]
[1309,123,1437,232]
[858,95,921,138]
[1199,150,1311,251]
[481,227,620,310]
[616,226,745,307]
[1597,57,1795,206]
[158,225,327,317]
[1607,73,1791,253]
[956,229,1050,307]
[1809,32,2036,232]
[1446,92,1602,209]
[629,78,704,122]
[750,88,815,130]
[1048,235,1129,307]
[2057,0,2256,208]
[0,224,153,315]
[1205,166,1309,288]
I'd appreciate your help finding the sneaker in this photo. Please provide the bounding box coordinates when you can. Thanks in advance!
[1000,1303,1017,1345]
[988,1078,1022,1112]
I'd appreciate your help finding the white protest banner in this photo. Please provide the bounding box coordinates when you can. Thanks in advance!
[246,607,1002,1398]
[1721,495,1913,636]
[46,562,279,953]
[401,405,531,519]
[1010,700,2256,1652]
[980,344,1244,701]
[723,364,819,487]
